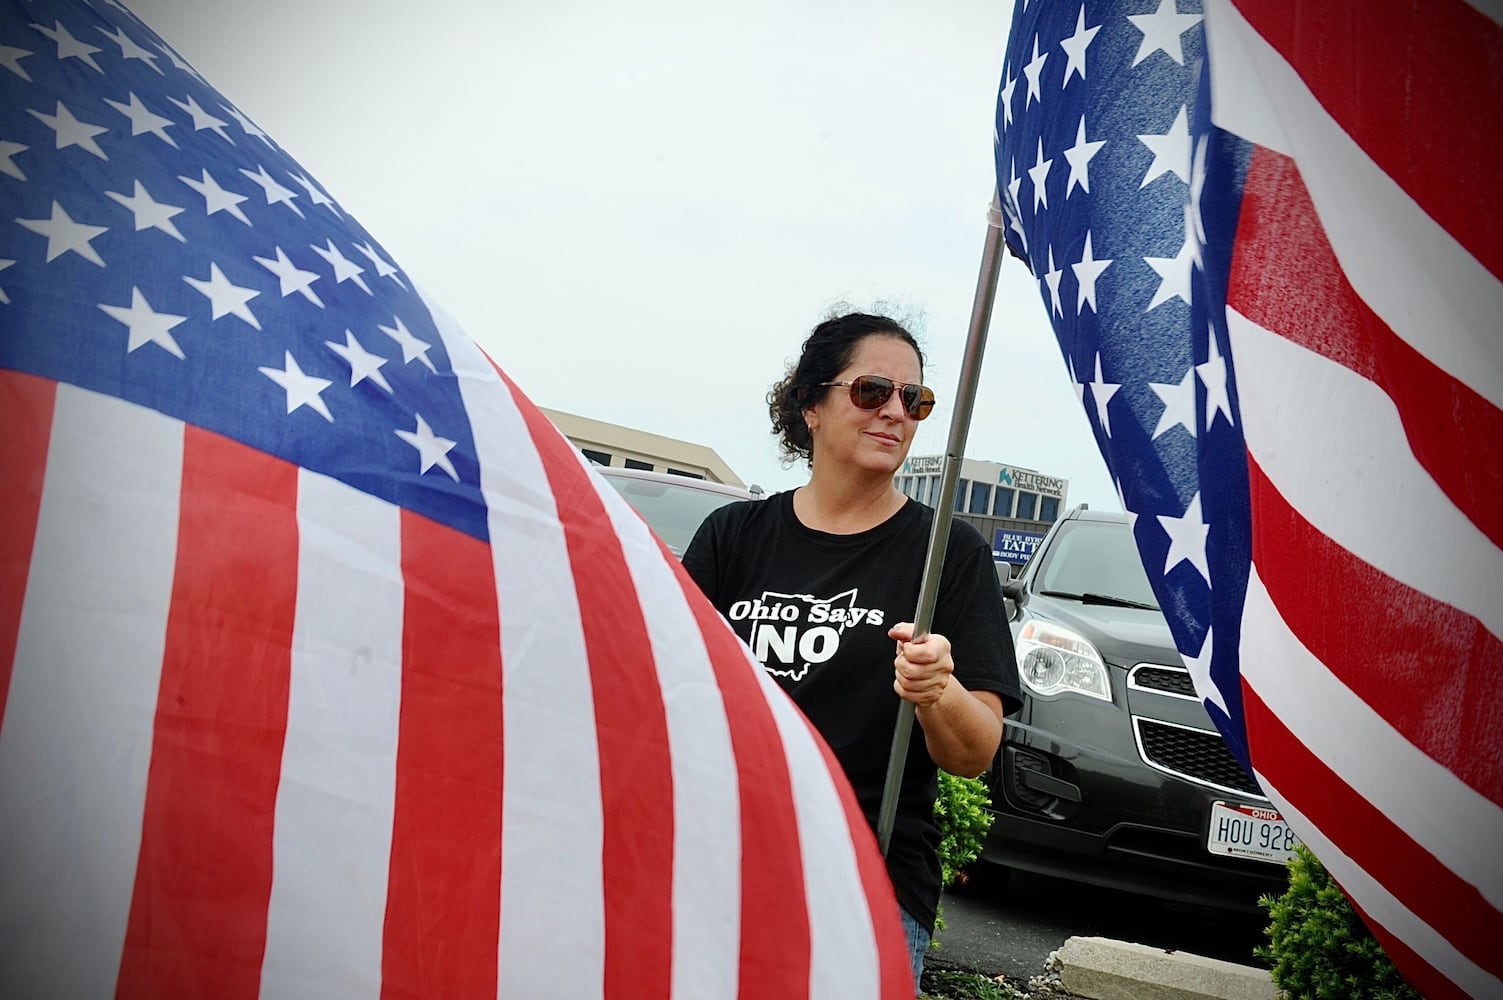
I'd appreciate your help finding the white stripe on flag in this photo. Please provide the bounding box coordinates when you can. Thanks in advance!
[0,387,181,999]
[1228,309,1503,638]
[1256,779,1503,999]
[432,304,607,999]
[259,471,404,1000]
[763,675,882,1000]
[1239,568,1503,910]
[1207,0,1503,409]
[598,482,744,1000]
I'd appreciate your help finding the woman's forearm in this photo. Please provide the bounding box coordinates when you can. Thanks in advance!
[916,684,1003,778]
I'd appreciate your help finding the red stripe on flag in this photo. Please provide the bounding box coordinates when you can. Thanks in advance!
[1247,456,1503,808]
[0,370,55,731]
[678,572,815,996]
[510,390,675,999]
[381,509,503,1000]
[116,428,297,1000]
[1243,687,1503,978]
[1230,0,1503,280]
[1348,897,1472,1000]
[1229,146,1503,549]
[802,709,913,998]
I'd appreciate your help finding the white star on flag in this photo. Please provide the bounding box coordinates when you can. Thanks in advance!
[28,101,108,161]
[326,329,393,392]
[1179,626,1227,715]
[239,164,303,217]
[998,72,1016,128]
[1126,0,1203,66]
[169,94,233,143]
[379,315,437,372]
[259,350,334,422]
[95,23,161,72]
[1028,138,1053,211]
[311,240,371,294]
[1149,367,1197,439]
[98,287,187,358]
[104,92,178,147]
[1197,326,1234,430]
[17,200,107,265]
[1042,246,1064,317]
[254,247,324,307]
[1088,352,1120,436]
[396,414,459,481]
[1023,34,1048,108]
[355,241,405,288]
[1060,6,1099,86]
[290,172,339,215]
[221,103,271,146]
[0,139,27,181]
[1157,491,1210,582]
[105,180,186,242]
[1072,230,1111,313]
[1063,116,1106,197]
[1137,105,1191,187]
[0,43,33,81]
[183,262,261,329]
[1143,231,1195,309]
[29,19,103,74]
[0,258,14,304]
[178,168,252,225]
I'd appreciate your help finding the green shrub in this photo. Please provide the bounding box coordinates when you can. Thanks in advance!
[934,771,994,888]
[1256,843,1420,1000]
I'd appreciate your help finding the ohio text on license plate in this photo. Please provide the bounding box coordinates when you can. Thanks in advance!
[1206,801,1298,865]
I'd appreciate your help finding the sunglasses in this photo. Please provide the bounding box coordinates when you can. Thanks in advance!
[819,374,936,421]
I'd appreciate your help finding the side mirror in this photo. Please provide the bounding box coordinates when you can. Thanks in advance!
[1001,578,1025,600]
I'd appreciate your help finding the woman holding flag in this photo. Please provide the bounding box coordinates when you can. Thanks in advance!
[683,311,1020,989]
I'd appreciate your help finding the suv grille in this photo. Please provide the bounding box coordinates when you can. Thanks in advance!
[1130,664,1197,697]
[1134,719,1262,797]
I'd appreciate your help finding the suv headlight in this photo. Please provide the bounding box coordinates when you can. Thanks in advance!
[1015,620,1111,701]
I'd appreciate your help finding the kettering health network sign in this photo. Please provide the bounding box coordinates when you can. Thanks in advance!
[994,528,1046,565]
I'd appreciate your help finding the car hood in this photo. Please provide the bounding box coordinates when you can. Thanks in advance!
[1022,594,1179,668]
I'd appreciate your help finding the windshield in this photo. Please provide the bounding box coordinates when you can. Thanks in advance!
[603,476,745,556]
[1034,519,1159,609]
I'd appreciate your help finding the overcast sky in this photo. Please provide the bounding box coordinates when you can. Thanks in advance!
[129,0,1119,508]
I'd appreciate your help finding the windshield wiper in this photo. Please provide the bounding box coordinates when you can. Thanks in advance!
[1039,590,1159,611]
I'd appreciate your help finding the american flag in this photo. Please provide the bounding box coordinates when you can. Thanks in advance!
[993,1,1501,997]
[0,0,914,996]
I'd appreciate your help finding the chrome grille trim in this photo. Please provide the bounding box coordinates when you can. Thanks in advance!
[1131,716,1266,799]
[1126,662,1199,701]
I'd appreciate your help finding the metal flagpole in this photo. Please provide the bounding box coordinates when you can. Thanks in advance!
[877,194,1008,856]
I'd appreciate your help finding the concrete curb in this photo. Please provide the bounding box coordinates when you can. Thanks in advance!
[1053,936,1277,1000]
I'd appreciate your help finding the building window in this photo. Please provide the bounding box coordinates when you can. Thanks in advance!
[1039,495,1060,523]
[900,476,913,496]
[993,487,1015,518]
[1016,491,1038,521]
[969,481,992,515]
[953,479,969,512]
[925,476,939,506]
[667,468,703,480]
[581,448,611,466]
[624,458,653,471]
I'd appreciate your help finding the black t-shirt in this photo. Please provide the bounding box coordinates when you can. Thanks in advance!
[682,490,1020,931]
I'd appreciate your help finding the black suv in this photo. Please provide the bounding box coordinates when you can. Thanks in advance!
[979,506,1294,910]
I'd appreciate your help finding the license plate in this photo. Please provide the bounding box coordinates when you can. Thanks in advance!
[1207,801,1299,865]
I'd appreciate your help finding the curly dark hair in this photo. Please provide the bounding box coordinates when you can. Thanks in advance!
[767,312,925,467]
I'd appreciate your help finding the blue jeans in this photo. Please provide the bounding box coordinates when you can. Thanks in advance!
[900,907,931,994]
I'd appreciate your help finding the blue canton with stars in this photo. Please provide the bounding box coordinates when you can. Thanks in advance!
[994,0,1257,771]
[0,0,488,541]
